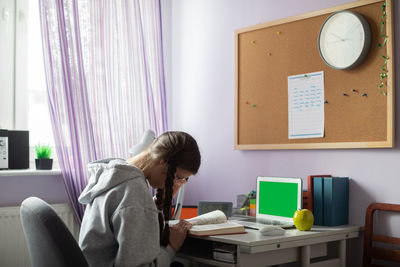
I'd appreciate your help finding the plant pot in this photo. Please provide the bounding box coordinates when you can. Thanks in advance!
[35,158,53,170]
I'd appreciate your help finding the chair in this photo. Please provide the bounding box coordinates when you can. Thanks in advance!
[20,197,88,267]
[363,202,400,267]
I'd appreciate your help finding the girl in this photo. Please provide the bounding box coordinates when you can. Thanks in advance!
[79,131,201,266]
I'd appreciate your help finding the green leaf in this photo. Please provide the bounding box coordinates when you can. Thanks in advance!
[35,144,52,159]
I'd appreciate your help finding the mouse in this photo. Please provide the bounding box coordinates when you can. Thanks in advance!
[258,225,285,236]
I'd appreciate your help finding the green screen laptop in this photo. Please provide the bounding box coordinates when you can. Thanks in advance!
[237,177,302,229]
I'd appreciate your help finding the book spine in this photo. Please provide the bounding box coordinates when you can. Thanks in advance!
[323,177,349,226]
[307,174,332,213]
[323,178,333,226]
[313,177,324,225]
[249,198,256,216]
[332,177,349,226]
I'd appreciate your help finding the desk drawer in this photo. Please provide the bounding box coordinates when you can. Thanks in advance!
[239,243,326,267]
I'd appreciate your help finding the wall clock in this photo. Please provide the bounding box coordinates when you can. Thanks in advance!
[318,10,372,70]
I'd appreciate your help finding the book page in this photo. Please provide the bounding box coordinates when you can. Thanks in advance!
[186,210,227,225]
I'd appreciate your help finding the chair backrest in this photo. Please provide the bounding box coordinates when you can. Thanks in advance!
[20,197,88,267]
[363,202,400,267]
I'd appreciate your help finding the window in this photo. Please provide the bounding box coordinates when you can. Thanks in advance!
[27,0,55,147]
[0,0,57,168]
[27,0,57,167]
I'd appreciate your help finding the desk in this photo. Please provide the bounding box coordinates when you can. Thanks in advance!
[177,225,361,267]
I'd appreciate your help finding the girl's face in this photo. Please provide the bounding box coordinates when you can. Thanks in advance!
[147,161,192,189]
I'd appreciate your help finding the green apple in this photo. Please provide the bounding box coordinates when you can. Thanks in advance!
[293,209,314,231]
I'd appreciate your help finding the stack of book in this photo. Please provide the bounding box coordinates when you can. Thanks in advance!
[249,198,256,216]
[308,175,349,226]
[213,244,237,263]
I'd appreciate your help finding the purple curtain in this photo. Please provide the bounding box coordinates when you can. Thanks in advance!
[39,0,168,222]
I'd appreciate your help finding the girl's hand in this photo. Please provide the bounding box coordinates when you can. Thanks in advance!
[169,220,192,252]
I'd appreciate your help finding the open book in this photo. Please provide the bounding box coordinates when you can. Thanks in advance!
[184,210,245,236]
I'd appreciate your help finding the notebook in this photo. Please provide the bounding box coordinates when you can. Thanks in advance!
[235,177,303,229]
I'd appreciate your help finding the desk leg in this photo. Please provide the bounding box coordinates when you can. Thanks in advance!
[301,245,311,267]
[339,239,346,267]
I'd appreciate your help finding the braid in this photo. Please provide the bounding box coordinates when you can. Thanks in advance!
[159,161,176,246]
[155,188,164,243]
[164,161,176,220]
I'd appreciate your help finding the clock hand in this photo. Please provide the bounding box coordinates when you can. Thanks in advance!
[330,32,345,41]
[345,24,359,36]
[329,40,345,44]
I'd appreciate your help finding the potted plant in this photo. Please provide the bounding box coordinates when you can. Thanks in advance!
[35,144,53,170]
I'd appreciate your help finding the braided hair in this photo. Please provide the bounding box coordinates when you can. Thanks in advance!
[155,159,176,246]
[150,131,201,246]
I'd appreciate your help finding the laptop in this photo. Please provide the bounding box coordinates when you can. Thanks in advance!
[235,176,302,229]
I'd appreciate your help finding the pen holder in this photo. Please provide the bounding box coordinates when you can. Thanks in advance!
[249,198,256,216]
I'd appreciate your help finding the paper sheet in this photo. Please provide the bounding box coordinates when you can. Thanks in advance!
[288,71,324,139]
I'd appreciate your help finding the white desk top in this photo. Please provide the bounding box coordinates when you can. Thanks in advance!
[188,224,361,253]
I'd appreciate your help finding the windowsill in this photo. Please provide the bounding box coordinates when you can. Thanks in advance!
[0,169,62,177]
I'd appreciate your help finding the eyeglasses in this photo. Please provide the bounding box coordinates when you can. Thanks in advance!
[175,176,190,182]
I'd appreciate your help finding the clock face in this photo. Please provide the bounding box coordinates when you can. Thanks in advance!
[318,11,371,70]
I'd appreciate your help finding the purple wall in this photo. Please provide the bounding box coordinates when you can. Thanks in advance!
[0,174,68,207]
[166,0,400,265]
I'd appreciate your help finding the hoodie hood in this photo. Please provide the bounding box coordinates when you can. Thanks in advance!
[78,158,145,204]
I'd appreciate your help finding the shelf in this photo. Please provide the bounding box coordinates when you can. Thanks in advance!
[0,169,62,177]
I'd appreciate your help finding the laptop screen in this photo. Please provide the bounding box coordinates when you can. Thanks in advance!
[256,177,302,222]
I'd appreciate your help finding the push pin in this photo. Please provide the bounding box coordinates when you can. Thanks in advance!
[304,74,308,77]
[352,89,358,93]
[251,40,256,44]
[324,100,328,104]
[276,31,281,34]
[252,104,256,108]
[362,93,367,97]
[343,93,348,96]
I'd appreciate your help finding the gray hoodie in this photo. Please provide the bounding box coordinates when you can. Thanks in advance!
[78,158,175,267]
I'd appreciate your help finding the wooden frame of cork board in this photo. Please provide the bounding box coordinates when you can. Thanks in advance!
[234,0,394,150]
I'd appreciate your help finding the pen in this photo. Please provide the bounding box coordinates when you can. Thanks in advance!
[241,190,256,208]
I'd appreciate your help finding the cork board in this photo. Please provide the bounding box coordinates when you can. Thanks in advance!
[234,0,394,150]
